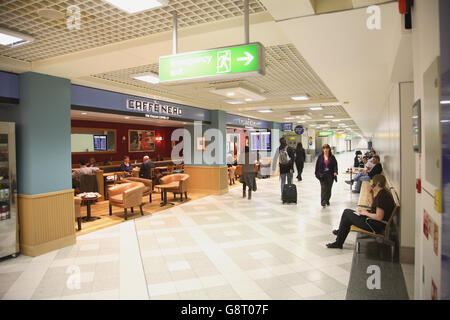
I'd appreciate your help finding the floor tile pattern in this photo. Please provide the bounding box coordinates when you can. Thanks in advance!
[0,153,361,300]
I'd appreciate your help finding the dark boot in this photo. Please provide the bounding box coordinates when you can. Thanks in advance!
[248,189,252,200]
[243,188,246,198]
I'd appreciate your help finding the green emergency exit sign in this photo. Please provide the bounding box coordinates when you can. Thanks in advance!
[159,43,265,84]
[318,131,334,137]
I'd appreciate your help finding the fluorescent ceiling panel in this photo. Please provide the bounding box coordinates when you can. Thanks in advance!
[103,0,169,13]
[0,27,33,46]
[132,72,160,84]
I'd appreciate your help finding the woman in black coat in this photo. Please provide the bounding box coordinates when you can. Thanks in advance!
[295,142,306,181]
[315,144,338,208]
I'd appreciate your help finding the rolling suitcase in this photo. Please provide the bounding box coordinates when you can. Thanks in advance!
[282,184,297,204]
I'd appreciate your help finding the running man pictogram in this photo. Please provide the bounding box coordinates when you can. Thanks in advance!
[217,50,232,73]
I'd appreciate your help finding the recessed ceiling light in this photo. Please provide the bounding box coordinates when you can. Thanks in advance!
[324,115,334,119]
[81,112,87,115]
[125,116,130,119]
[245,98,253,102]
[103,0,169,13]
[132,72,159,84]
[310,107,323,111]
[226,101,244,105]
[258,110,273,113]
[291,95,309,101]
[297,121,306,123]
[227,92,235,97]
[332,119,341,122]
[441,100,450,105]
[0,27,33,47]
[284,117,295,120]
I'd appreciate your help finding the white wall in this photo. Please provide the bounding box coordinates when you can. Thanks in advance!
[399,82,416,253]
[411,0,442,300]
[373,82,401,192]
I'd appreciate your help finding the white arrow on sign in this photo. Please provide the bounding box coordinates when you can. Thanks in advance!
[237,52,254,66]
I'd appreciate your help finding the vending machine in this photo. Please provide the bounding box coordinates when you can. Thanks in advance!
[0,122,18,258]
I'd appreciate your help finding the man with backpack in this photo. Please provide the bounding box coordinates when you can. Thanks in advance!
[272,137,296,201]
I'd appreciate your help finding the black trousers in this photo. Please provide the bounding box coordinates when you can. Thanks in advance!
[336,209,385,246]
[295,161,304,180]
[320,174,334,205]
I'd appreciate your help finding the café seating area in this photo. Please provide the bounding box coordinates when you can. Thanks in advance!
[72,160,209,234]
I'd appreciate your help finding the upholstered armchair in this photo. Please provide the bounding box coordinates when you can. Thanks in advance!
[123,177,153,203]
[74,196,83,231]
[159,174,190,201]
[107,182,145,220]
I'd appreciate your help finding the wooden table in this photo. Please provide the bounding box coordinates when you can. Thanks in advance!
[155,182,179,207]
[80,194,101,221]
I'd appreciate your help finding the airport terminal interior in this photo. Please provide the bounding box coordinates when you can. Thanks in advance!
[0,0,449,301]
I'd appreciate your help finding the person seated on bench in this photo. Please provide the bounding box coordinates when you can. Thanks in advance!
[326,174,395,249]
[345,155,382,193]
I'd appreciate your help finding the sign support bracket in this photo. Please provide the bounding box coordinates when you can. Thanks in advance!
[244,0,249,44]
[172,11,178,55]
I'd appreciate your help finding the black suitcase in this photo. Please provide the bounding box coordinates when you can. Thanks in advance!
[282,184,297,204]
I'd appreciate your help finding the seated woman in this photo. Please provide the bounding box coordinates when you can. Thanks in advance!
[326,174,395,249]
[120,155,134,175]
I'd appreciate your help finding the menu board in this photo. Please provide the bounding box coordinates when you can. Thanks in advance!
[250,132,271,151]
[93,135,107,151]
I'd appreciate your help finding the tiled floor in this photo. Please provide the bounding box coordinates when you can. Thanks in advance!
[0,153,362,300]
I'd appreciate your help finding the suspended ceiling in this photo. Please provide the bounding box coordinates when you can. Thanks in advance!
[0,0,266,61]
[0,0,401,138]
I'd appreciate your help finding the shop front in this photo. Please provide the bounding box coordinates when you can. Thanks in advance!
[0,71,281,256]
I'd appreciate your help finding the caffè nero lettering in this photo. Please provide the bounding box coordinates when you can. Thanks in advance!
[127,99,183,116]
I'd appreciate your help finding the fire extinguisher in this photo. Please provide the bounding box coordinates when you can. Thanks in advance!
[399,0,413,29]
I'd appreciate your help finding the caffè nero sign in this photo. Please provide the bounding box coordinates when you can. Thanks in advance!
[127,99,183,116]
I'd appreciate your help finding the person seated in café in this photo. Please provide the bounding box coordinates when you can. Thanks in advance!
[345,155,382,193]
[103,156,113,166]
[139,155,155,180]
[87,157,97,168]
[226,151,235,168]
[120,155,133,175]
[326,174,395,249]
[156,154,164,162]
[72,159,99,194]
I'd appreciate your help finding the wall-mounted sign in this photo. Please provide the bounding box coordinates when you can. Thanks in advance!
[308,136,313,146]
[282,123,293,131]
[294,125,304,135]
[127,99,183,116]
[71,85,210,122]
[317,131,334,137]
[227,114,270,129]
[159,43,265,84]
